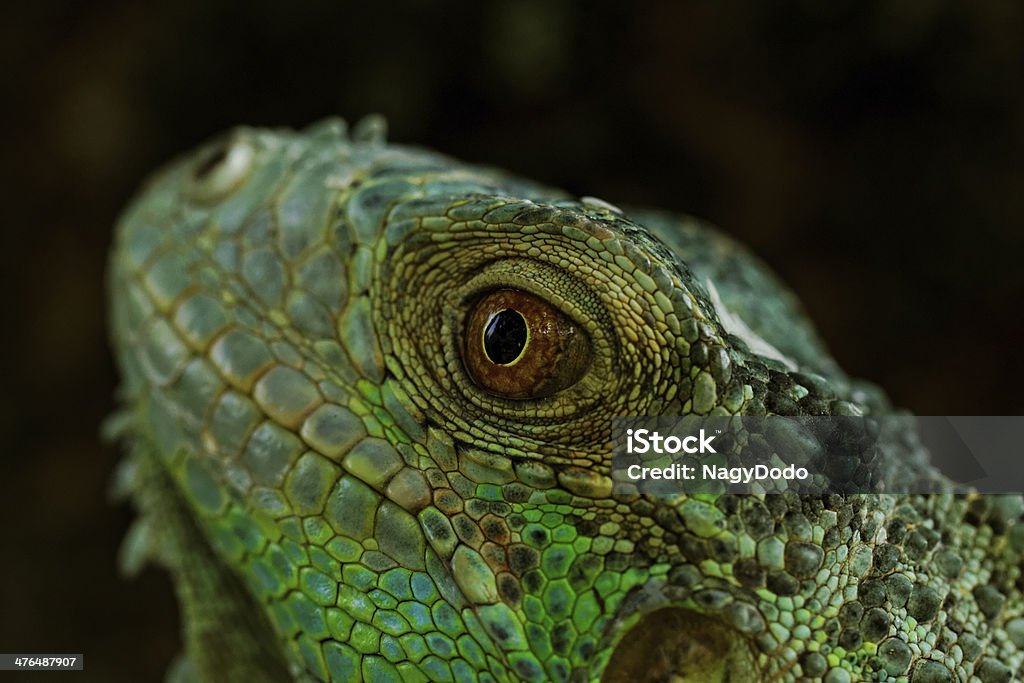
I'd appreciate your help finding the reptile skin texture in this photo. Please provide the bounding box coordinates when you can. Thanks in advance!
[108,117,1024,682]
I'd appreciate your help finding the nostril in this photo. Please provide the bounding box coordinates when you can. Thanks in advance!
[189,132,255,202]
[600,607,758,683]
[193,146,229,180]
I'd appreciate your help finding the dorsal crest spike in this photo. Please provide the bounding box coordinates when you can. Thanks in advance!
[351,113,388,145]
[302,116,348,140]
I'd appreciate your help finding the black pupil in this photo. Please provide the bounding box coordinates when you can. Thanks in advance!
[483,309,528,365]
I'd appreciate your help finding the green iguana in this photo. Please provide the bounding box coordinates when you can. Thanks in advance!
[108,116,1024,682]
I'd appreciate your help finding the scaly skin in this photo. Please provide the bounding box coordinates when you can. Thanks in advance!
[108,117,1024,682]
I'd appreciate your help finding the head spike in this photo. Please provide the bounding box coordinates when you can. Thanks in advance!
[352,113,388,144]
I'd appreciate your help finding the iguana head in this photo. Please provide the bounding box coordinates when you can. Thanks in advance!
[111,118,1022,682]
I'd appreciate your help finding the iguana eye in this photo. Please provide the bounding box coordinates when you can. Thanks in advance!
[463,289,591,399]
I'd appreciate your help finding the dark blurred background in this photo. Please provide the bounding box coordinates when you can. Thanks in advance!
[3,1,1023,681]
